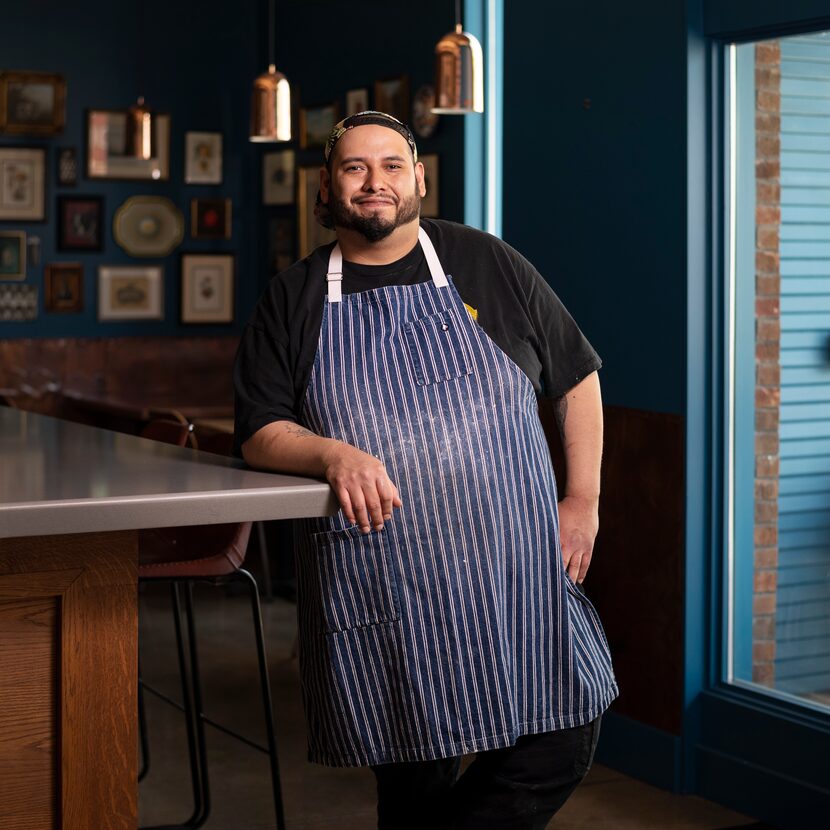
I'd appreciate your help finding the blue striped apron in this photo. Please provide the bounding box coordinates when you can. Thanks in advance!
[294,227,617,767]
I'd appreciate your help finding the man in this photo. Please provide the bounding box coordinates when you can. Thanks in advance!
[235,111,617,829]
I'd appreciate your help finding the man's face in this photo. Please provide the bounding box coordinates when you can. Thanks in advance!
[321,125,426,243]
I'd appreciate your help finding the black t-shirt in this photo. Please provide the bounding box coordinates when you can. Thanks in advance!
[233,218,601,451]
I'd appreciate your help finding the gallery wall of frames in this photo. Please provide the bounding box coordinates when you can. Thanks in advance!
[0,0,463,338]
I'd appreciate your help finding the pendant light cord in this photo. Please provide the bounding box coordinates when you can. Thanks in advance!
[268,0,275,67]
[455,0,461,28]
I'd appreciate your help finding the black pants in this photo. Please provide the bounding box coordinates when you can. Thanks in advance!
[372,717,601,830]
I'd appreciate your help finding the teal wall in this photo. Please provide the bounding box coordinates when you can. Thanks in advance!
[502,0,688,415]
[0,0,463,340]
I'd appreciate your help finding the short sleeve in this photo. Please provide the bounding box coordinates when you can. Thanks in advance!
[233,296,298,455]
[524,262,602,399]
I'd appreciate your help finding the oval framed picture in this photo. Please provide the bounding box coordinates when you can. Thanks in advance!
[113,195,184,257]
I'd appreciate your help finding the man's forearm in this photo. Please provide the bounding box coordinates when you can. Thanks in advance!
[555,371,603,503]
[242,420,342,477]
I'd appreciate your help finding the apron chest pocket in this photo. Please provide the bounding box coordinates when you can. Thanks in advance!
[403,308,474,386]
[314,527,401,633]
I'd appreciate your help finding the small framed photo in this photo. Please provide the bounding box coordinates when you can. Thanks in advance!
[345,88,369,117]
[45,262,83,313]
[86,109,170,181]
[184,131,222,184]
[181,253,234,324]
[56,147,78,186]
[300,103,339,149]
[0,147,46,221]
[191,198,231,239]
[57,196,104,251]
[98,265,163,321]
[0,284,37,321]
[298,166,335,258]
[0,71,66,135]
[263,149,295,205]
[374,75,410,122]
[419,154,440,218]
[0,231,26,280]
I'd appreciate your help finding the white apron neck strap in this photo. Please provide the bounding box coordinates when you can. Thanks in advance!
[326,244,343,303]
[326,228,448,302]
[418,227,449,288]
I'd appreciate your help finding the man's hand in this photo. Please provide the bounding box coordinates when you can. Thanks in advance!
[321,443,403,534]
[558,494,599,584]
[242,420,403,534]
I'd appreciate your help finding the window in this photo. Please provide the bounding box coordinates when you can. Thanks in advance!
[728,32,830,710]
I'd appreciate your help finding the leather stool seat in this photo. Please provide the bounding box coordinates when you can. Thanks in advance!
[139,523,251,578]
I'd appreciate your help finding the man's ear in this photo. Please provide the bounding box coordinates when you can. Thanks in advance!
[319,166,331,204]
[415,161,427,198]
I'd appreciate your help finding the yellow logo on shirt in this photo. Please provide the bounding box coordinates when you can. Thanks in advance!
[463,302,478,321]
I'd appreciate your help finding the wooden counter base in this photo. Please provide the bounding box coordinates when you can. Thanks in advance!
[0,531,137,830]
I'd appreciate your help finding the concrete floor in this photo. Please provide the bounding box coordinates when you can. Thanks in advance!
[138,583,758,830]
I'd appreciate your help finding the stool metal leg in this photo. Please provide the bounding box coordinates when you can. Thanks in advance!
[140,583,209,830]
[256,521,274,602]
[238,568,286,830]
[183,582,211,828]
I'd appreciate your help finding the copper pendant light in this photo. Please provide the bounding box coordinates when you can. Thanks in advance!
[432,0,484,114]
[250,0,292,142]
[125,96,155,160]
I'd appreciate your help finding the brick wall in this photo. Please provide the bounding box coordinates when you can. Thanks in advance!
[753,41,781,687]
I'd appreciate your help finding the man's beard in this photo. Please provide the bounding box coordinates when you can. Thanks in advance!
[328,190,421,243]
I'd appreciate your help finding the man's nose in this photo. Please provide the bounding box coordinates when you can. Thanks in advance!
[363,170,386,191]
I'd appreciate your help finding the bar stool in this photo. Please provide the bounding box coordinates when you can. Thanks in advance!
[137,420,286,830]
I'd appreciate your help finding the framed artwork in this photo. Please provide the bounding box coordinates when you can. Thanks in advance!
[419,154,440,218]
[0,147,45,221]
[45,262,83,313]
[0,284,37,321]
[98,265,164,321]
[180,253,234,324]
[300,103,338,149]
[374,75,410,121]
[0,71,65,135]
[412,85,439,138]
[345,88,369,117]
[184,131,222,184]
[113,196,183,257]
[86,109,170,181]
[57,196,103,251]
[0,231,26,280]
[269,215,295,274]
[262,149,295,205]
[298,166,335,259]
[191,198,231,239]
[56,147,78,186]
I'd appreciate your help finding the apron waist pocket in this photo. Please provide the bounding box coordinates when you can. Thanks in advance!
[313,527,401,633]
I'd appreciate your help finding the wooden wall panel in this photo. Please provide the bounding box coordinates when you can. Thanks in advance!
[0,531,138,829]
[0,597,57,829]
[540,402,685,735]
[0,337,238,415]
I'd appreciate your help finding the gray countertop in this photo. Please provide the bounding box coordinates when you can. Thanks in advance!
[0,408,337,539]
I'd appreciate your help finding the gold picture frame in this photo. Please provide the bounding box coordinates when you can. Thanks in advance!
[0,147,45,221]
[180,253,234,324]
[0,71,66,135]
[98,265,164,321]
[297,166,335,259]
[0,230,26,280]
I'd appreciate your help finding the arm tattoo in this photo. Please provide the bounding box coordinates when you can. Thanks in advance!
[554,394,568,437]
[284,423,316,439]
